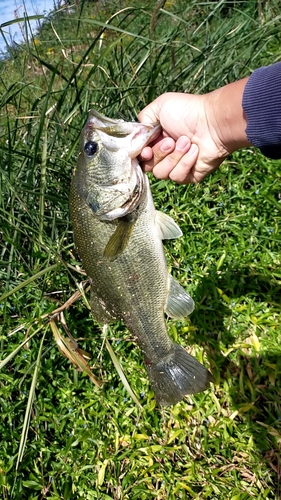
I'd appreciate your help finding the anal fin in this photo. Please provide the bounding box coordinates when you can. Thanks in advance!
[165,275,195,319]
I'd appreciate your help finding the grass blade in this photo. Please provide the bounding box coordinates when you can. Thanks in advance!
[16,329,46,470]
[0,263,59,302]
[102,325,142,409]
[0,327,43,370]
[50,319,102,388]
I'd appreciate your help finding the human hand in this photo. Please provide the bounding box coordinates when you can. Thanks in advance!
[138,81,250,183]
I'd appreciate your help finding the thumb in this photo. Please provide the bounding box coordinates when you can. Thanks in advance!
[138,98,161,124]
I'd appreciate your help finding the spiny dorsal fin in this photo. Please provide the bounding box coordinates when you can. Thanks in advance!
[155,211,182,240]
[165,274,194,319]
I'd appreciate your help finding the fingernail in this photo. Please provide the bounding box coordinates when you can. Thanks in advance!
[176,136,190,152]
[188,143,198,155]
[160,139,173,152]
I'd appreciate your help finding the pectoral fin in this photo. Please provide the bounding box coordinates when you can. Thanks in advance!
[165,275,195,319]
[103,215,136,259]
[155,211,182,239]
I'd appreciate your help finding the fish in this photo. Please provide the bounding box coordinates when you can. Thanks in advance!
[70,109,213,406]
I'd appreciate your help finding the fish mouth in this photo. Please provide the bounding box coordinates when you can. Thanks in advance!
[86,109,161,220]
[87,109,161,158]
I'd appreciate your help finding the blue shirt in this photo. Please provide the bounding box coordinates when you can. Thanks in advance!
[242,62,281,159]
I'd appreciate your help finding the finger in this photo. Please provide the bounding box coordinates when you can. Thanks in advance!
[168,143,199,184]
[139,146,153,162]
[140,137,176,172]
[138,97,161,124]
[184,156,224,184]
[138,131,165,162]
[151,136,192,179]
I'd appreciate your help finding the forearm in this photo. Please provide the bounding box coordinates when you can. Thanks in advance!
[206,78,251,155]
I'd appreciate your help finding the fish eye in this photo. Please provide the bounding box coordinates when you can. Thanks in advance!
[84,141,98,156]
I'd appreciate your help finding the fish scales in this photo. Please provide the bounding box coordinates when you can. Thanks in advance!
[70,109,213,405]
[71,178,173,362]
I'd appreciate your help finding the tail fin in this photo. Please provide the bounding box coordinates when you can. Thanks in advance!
[145,343,213,406]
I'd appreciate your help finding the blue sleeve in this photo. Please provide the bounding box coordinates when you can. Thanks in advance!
[242,62,281,159]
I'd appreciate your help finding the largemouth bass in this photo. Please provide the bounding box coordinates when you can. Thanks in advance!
[70,109,213,406]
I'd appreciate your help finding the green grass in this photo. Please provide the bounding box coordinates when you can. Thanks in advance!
[1,0,281,498]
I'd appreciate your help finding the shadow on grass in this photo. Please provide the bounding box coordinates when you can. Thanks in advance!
[190,263,281,493]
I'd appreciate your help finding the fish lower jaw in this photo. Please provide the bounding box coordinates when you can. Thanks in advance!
[99,206,131,221]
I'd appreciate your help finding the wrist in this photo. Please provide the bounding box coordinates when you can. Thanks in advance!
[206,78,252,155]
